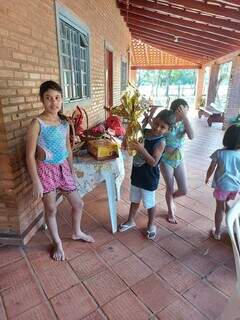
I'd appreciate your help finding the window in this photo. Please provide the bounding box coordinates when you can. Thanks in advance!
[59,19,90,101]
[121,60,128,92]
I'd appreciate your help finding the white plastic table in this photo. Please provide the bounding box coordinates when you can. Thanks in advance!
[73,151,125,233]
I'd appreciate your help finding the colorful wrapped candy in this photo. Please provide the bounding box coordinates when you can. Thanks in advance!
[106,84,148,155]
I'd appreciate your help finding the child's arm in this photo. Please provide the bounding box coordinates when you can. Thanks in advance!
[130,139,166,167]
[205,159,217,184]
[177,106,194,140]
[26,119,43,198]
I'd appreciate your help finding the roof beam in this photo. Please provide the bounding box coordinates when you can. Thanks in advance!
[140,42,207,64]
[216,1,240,7]
[126,18,238,51]
[131,65,201,70]
[130,28,222,57]
[118,0,240,31]
[131,29,224,58]
[160,0,240,20]
[118,3,240,41]
[125,14,240,48]
[132,37,209,63]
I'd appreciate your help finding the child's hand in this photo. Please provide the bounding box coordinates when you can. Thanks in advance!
[129,140,144,152]
[176,105,188,120]
[33,181,43,198]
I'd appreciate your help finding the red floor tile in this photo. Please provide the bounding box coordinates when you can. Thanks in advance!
[12,302,55,320]
[190,216,213,234]
[25,245,62,273]
[207,266,236,297]
[175,224,210,246]
[81,211,100,232]
[157,260,201,293]
[111,255,152,286]
[153,224,173,243]
[82,309,107,320]
[0,259,33,291]
[51,283,97,320]
[62,239,92,261]
[136,243,174,271]
[0,245,23,268]
[155,212,188,232]
[83,268,127,305]
[69,250,107,280]
[175,205,201,224]
[157,297,208,320]
[96,239,132,265]
[0,297,7,320]
[37,263,79,298]
[199,241,234,263]
[87,227,114,248]
[180,250,217,277]
[2,279,44,318]
[116,228,151,253]
[132,274,179,313]
[102,290,152,320]
[183,280,228,319]
[158,234,195,259]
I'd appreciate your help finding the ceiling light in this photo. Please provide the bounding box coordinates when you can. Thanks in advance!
[174,36,179,43]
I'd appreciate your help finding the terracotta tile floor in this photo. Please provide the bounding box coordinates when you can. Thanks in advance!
[0,114,237,319]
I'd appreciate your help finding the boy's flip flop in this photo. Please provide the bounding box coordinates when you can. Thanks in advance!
[119,222,136,232]
[146,225,157,240]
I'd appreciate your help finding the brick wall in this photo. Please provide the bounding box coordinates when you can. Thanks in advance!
[0,0,130,244]
[224,55,240,123]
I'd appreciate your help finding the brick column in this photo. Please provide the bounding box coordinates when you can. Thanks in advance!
[194,67,205,109]
[206,63,220,107]
[224,55,240,124]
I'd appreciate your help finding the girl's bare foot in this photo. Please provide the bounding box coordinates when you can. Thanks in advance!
[72,231,95,243]
[52,242,65,261]
[167,212,177,224]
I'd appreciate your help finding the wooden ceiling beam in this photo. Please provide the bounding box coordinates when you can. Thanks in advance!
[130,29,222,56]
[216,1,240,7]
[131,29,218,59]
[132,37,209,63]
[117,0,240,31]
[125,14,240,48]
[118,3,240,41]
[160,0,240,20]
[139,42,207,64]
[126,19,238,52]
[131,65,201,70]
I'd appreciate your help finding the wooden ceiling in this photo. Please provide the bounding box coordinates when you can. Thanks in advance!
[117,0,240,67]
[131,39,202,69]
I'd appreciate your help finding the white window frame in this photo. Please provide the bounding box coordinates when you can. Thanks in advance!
[55,2,91,106]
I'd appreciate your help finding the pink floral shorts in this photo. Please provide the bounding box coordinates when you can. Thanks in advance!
[37,160,76,194]
[213,188,240,201]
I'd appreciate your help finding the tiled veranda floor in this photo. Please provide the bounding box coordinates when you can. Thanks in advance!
[0,113,237,320]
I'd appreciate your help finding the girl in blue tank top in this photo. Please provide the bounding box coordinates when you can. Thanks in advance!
[26,80,94,261]
[160,99,194,224]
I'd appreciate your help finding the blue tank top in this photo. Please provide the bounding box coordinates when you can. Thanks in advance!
[37,118,69,164]
[131,130,165,191]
